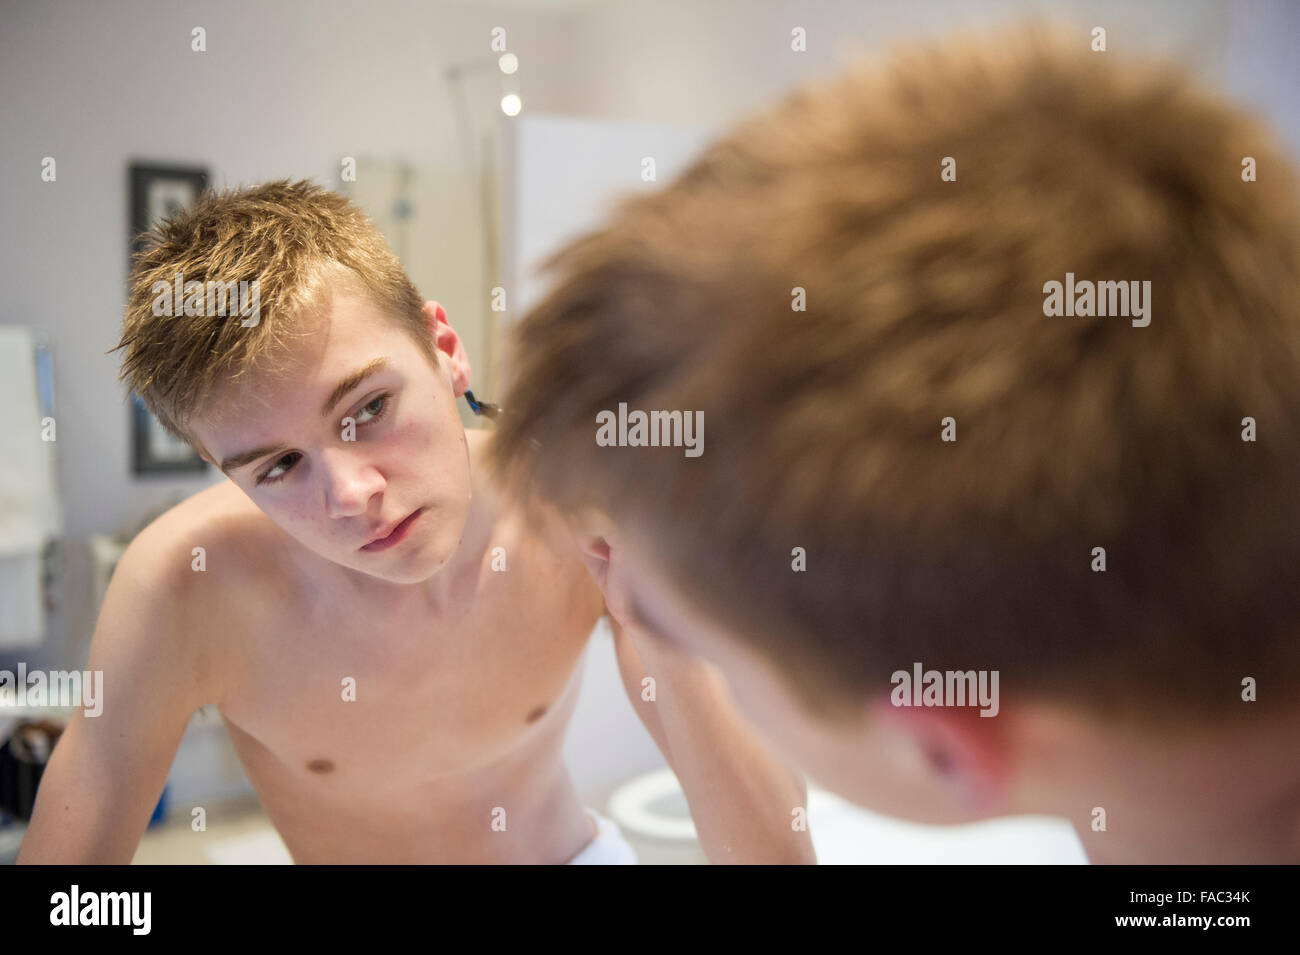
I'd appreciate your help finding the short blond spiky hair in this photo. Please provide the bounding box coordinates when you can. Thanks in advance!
[115,178,433,447]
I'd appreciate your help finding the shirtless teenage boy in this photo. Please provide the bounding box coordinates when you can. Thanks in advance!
[17,180,814,864]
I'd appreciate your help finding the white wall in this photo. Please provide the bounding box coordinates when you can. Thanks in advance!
[558,0,1229,129]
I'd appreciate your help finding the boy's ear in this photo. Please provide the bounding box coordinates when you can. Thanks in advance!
[422,300,471,396]
[870,695,1014,819]
[562,507,618,552]
[559,509,617,584]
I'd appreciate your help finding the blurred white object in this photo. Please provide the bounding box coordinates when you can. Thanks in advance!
[0,326,61,648]
[805,787,1088,864]
[203,829,293,865]
[0,554,43,648]
[608,767,698,841]
[89,534,128,614]
[607,768,1088,864]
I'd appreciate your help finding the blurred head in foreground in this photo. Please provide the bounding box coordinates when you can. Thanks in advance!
[492,27,1300,862]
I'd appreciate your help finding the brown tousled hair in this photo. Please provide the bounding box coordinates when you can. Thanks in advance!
[490,29,1300,727]
[115,178,433,450]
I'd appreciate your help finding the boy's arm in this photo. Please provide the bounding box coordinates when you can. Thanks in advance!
[16,524,219,864]
[611,614,816,864]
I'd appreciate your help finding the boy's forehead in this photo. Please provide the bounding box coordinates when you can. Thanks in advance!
[193,365,308,445]
[193,335,336,439]
[224,294,394,395]
[190,291,417,446]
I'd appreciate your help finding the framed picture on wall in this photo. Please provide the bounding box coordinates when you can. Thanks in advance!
[131,393,207,475]
[129,163,209,267]
[128,162,211,475]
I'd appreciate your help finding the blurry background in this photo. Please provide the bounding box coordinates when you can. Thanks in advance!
[0,0,1295,863]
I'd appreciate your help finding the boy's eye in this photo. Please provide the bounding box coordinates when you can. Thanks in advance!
[259,452,300,484]
[354,394,388,424]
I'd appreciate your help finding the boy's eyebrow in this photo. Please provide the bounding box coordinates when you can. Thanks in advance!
[321,358,389,418]
[219,358,390,473]
[220,442,289,475]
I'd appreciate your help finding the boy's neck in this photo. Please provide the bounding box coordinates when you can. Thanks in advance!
[1054,706,1300,864]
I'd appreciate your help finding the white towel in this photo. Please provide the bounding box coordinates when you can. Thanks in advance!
[0,326,61,648]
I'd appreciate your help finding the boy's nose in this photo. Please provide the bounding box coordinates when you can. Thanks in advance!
[320,449,384,519]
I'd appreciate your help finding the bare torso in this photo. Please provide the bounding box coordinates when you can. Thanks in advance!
[180,429,605,862]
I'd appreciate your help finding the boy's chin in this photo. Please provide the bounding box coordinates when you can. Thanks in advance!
[370,555,452,584]
[347,538,457,585]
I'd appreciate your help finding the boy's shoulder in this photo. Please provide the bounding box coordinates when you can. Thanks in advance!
[117,478,289,609]
[92,480,284,709]
[135,476,280,551]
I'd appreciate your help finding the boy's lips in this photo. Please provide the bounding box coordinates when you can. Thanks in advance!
[360,508,424,552]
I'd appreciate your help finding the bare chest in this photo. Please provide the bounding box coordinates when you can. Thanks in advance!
[216,553,601,792]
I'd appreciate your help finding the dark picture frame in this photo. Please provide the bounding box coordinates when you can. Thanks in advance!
[131,394,208,475]
[129,163,209,270]
[128,163,211,476]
